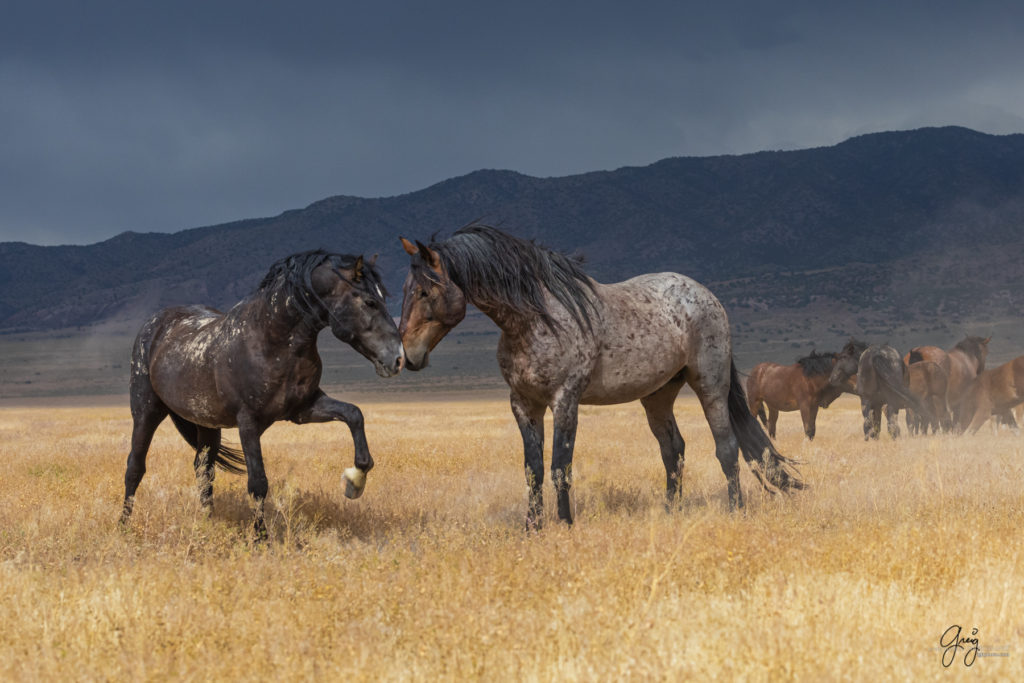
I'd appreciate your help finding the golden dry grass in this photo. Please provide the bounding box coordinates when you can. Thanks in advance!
[0,393,1021,680]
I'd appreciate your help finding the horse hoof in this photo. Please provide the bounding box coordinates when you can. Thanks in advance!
[343,467,366,499]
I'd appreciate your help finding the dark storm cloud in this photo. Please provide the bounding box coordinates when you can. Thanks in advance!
[2,0,1023,244]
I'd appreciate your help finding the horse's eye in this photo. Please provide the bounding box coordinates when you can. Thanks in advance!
[365,298,380,310]
[418,289,428,299]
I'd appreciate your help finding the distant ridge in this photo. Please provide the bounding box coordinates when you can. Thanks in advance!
[1,126,1022,346]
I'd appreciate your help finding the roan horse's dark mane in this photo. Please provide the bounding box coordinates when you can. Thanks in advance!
[796,351,837,377]
[429,225,599,333]
[257,249,386,326]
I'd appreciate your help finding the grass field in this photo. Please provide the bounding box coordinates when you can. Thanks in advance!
[0,393,1021,679]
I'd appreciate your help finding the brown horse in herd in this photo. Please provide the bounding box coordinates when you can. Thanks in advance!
[957,355,1024,433]
[904,361,950,434]
[905,336,990,425]
[746,352,846,440]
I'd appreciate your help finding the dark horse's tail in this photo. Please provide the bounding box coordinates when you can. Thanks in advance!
[168,412,247,474]
[727,362,806,493]
[870,354,932,420]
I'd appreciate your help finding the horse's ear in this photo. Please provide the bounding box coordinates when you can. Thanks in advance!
[984,336,992,344]
[353,256,364,282]
[415,240,442,272]
[367,253,379,267]
[400,237,417,256]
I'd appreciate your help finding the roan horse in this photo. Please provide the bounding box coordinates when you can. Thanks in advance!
[397,226,803,527]
[957,355,1024,433]
[746,351,846,440]
[120,250,404,536]
[830,340,927,439]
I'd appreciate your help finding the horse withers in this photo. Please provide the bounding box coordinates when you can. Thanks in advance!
[397,225,802,528]
[120,250,404,537]
[746,351,846,440]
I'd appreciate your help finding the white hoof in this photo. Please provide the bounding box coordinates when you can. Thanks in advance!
[343,467,366,499]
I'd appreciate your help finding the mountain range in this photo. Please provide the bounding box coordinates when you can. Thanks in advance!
[2,125,1023,361]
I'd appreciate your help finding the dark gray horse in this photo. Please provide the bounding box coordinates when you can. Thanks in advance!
[397,226,802,527]
[120,250,404,536]
[831,340,926,440]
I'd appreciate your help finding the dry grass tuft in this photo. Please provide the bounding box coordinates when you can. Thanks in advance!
[0,395,1021,679]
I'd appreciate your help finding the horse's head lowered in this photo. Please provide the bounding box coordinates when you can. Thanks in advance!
[268,251,404,377]
[829,338,868,391]
[397,237,467,371]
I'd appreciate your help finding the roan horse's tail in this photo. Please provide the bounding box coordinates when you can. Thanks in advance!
[168,412,247,474]
[727,362,806,493]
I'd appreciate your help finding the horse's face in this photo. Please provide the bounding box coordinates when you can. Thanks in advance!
[398,237,467,371]
[313,258,404,378]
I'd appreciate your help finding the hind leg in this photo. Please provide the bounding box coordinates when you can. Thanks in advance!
[194,427,221,510]
[121,389,168,524]
[642,380,686,507]
[766,407,779,440]
[862,399,881,440]
[690,374,743,511]
[885,405,901,439]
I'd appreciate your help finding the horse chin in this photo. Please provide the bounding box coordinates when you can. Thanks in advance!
[404,353,429,372]
[372,359,400,378]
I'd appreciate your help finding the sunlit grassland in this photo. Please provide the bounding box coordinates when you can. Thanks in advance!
[0,394,1021,679]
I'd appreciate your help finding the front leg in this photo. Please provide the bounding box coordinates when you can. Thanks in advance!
[510,392,545,530]
[237,414,269,539]
[293,391,373,499]
[550,391,581,526]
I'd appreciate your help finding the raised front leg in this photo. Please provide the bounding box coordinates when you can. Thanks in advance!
[293,392,373,499]
[550,393,581,526]
[237,414,270,539]
[510,392,545,529]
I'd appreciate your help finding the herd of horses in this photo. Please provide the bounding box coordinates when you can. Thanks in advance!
[747,335,1024,441]
[116,225,1020,534]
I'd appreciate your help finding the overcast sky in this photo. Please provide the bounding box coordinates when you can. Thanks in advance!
[2,0,1023,246]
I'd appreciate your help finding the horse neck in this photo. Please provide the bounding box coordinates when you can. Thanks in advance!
[231,287,325,350]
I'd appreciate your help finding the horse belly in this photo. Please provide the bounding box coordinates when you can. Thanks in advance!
[582,346,684,405]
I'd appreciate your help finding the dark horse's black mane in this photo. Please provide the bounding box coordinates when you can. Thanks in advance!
[257,249,386,327]
[430,225,599,332]
[797,351,836,377]
[953,335,988,369]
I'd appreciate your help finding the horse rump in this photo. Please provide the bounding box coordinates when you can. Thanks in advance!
[728,363,806,493]
[168,412,247,474]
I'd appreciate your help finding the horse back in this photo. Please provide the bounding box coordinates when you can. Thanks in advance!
[579,273,731,405]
